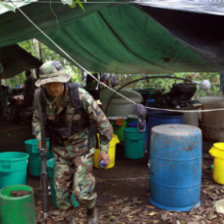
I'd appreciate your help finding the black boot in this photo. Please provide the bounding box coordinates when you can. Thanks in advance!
[70,219,76,224]
[64,216,75,224]
[62,209,76,224]
[86,207,98,224]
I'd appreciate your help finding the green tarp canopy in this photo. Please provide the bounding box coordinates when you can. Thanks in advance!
[0,0,219,74]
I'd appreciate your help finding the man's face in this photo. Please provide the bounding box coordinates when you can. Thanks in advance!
[44,82,64,98]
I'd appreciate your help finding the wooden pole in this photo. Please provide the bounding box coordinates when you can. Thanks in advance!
[220,71,224,95]
[0,67,3,116]
[33,39,42,78]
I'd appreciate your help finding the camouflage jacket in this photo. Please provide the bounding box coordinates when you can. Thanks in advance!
[32,86,113,154]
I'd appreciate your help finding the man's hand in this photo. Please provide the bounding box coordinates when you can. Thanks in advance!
[97,152,110,167]
[38,140,48,151]
[38,140,42,149]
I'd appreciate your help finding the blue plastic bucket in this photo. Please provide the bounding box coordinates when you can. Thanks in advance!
[47,158,80,208]
[150,124,202,211]
[124,128,145,159]
[127,121,148,149]
[0,152,29,189]
[24,139,52,176]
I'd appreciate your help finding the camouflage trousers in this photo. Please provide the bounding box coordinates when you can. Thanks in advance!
[53,147,97,211]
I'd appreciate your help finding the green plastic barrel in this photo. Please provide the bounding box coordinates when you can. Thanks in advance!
[124,128,145,159]
[47,158,80,208]
[0,184,36,224]
[0,152,29,189]
[110,120,127,142]
[25,139,53,176]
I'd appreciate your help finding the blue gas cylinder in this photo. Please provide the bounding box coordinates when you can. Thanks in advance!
[150,124,202,211]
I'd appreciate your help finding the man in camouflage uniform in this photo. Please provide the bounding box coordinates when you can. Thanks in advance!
[32,61,113,224]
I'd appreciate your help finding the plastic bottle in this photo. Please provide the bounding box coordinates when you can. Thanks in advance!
[99,160,106,168]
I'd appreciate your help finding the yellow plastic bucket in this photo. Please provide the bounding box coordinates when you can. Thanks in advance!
[209,142,224,184]
[94,134,119,169]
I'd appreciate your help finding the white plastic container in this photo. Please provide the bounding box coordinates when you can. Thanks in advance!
[183,104,201,127]
[100,88,142,118]
[184,112,199,127]
[198,96,224,141]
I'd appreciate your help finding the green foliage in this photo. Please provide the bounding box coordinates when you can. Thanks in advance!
[4,73,26,88]
[174,72,220,98]
[0,2,16,12]
[74,0,85,11]
[0,0,86,11]
[115,72,221,99]
[60,0,86,11]
[4,39,81,88]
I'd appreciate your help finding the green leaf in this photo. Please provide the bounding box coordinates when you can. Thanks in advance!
[70,0,76,8]
[60,0,85,10]
[61,0,73,5]
[75,0,85,11]
[0,2,16,12]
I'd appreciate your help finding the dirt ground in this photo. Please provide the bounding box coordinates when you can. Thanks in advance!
[32,143,224,224]
[1,121,224,224]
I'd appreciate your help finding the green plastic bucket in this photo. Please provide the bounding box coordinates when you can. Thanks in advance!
[25,139,53,176]
[124,128,145,159]
[47,158,80,208]
[110,120,127,142]
[0,184,36,224]
[0,152,29,189]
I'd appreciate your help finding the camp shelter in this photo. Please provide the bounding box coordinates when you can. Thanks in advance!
[0,44,42,79]
[0,4,224,222]
[0,0,223,76]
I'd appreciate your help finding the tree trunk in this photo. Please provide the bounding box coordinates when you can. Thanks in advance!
[33,39,42,78]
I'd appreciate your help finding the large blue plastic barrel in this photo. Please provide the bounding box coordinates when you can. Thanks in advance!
[145,99,155,109]
[148,112,184,129]
[150,124,202,211]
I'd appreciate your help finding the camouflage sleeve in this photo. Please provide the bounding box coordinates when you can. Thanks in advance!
[79,88,113,153]
[32,90,41,141]
[32,109,41,141]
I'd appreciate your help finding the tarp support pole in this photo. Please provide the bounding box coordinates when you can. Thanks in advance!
[0,63,3,116]
[81,70,86,83]
[0,75,3,116]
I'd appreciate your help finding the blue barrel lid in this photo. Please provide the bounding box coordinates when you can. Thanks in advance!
[151,124,202,159]
[152,124,201,136]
